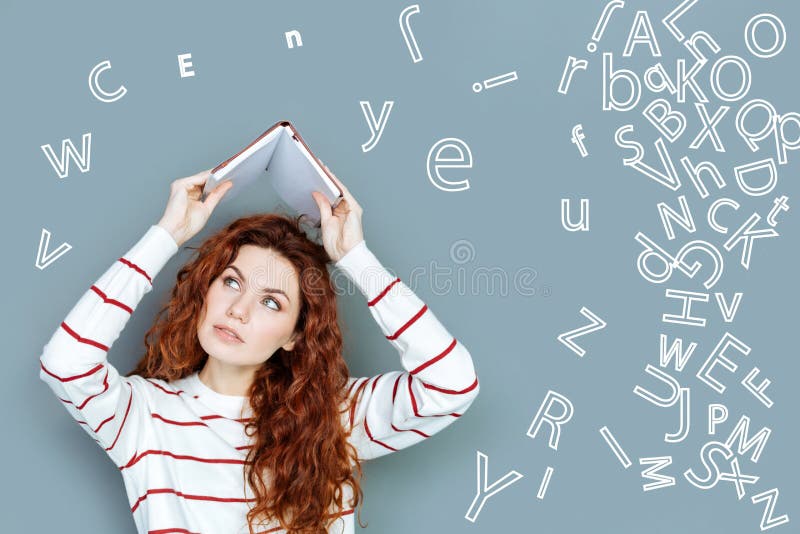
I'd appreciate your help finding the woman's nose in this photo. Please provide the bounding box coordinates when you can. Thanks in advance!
[227,301,248,321]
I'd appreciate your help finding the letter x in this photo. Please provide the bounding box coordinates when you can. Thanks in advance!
[719,457,759,499]
[690,103,730,152]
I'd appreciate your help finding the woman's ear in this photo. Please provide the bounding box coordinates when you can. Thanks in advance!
[282,332,298,352]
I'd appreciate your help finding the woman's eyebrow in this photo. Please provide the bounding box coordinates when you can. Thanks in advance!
[225,265,291,303]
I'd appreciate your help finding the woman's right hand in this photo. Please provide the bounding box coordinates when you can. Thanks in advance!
[156,168,233,247]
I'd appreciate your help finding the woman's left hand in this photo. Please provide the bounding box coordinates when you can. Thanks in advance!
[310,164,365,262]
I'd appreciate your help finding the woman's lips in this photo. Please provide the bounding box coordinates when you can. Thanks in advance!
[214,326,243,343]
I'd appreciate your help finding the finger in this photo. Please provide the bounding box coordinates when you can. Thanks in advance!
[203,181,232,211]
[333,203,352,220]
[182,168,214,186]
[312,191,332,224]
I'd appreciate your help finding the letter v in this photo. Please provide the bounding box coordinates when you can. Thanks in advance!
[626,137,682,191]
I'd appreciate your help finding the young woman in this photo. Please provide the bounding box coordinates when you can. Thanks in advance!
[39,167,480,534]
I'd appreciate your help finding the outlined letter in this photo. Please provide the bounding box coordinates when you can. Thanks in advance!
[40,132,92,178]
[88,60,127,103]
[465,451,524,522]
[527,390,575,450]
[426,138,472,192]
[360,100,394,152]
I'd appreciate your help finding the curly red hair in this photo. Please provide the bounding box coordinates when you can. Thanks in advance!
[126,212,367,533]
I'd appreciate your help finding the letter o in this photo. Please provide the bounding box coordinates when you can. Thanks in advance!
[745,14,786,59]
[710,56,752,102]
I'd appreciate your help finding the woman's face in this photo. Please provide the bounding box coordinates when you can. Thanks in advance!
[197,245,302,367]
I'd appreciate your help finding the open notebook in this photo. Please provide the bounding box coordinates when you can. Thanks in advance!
[202,120,344,226]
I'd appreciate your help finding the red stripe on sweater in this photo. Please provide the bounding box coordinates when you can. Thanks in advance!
[362,369,473,445]
[370,373,385,392]
[90,285,133,314]
[145,379,188,397]
[41,361,142,439]
[410,338,458,375]
[40,359,104,383]
[59,321,109,352]
[152,413,209,427]
[93,412,115,434]
[119,256,153,284]
[131,488,257,513]
[391,421,431,438]
[407,374,421,418]
[406,374,465,419]
[200,414,252,424]
[386,304,427,341]
[77,367,111,410]
[361,375,401,452]
[421,375,479,395]
[121,449,249,471]
[104,382,134,454]
[345,377,360,399]
[391,374,426,437]
[391,374,402,402]
[392,375,431,436]
[348,378,370,429]
[367,277,400,307]
[363,415,398,452]
[148,529,200,534]
[46,364,111,411]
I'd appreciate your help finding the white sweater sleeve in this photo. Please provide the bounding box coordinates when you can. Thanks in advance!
[335,240,480,461]
[38,224,179,468]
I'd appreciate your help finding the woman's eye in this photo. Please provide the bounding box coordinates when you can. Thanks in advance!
[223,276,239,290]
[223,277,280,311]
[223,276,240,291]
[264,297,280,310]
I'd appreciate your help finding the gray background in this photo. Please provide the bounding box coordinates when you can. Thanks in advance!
[1,0,797,532]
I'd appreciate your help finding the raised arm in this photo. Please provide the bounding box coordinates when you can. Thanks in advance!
[38,224,179,467]
[336,240,480,461]
[39,167,232,468]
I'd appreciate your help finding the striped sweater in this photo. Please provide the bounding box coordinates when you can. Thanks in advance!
[39,224,480,534]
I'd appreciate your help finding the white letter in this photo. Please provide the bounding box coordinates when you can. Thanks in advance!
[561,199,590,231]
[640,456,675,491]
[734,158,777,196]
[662,0,698,42]
[623,11,662,57]
[725,415,771,462]
[527,390,575,450]
[603,53,641,111]
[464,451,524,522]
[426,138,472,192]
[657,194,696,240]
[284,30,303,48]
[708,403,728,434]
[40,133,92,178]
[697,332,750,394]
[736,99,777,152]
[751,489,790,530]
[745,14,787,59]
[710,56,752,102]
[360,100,394,152]
[177,53,195,78]
[643,99,686,142]
[558,56,588,95]
[660,333,697,372]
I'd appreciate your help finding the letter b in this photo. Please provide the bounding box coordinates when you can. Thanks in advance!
[603,53,642,112]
